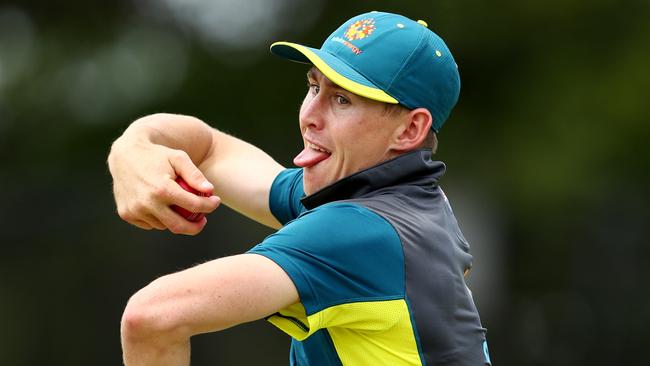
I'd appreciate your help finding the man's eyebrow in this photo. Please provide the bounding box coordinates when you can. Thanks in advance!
[306,68,346,92]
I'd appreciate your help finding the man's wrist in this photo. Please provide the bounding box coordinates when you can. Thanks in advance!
[108,123,153,168]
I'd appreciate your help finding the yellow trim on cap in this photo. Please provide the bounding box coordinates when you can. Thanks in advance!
[271,41,398,104]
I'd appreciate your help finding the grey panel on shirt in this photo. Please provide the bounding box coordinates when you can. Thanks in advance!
[345,183,487,365]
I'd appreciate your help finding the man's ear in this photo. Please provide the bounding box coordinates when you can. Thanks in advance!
[391,108,433,151]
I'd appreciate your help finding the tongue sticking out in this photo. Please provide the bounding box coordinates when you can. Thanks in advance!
[293,147,331,168]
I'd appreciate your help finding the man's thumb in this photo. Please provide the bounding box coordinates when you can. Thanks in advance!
[172,153,214,195]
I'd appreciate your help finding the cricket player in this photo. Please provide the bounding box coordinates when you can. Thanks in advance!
[108,11,491,365]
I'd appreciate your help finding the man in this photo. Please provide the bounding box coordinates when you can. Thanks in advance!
[108,11,491,366]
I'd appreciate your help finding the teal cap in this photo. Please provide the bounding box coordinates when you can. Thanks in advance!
[270,11,461,132]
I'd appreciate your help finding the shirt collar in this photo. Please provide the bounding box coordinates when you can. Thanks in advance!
[300,149,446,210]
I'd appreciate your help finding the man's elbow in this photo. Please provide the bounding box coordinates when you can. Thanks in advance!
[120,282,190,345]
[121,300,153,343]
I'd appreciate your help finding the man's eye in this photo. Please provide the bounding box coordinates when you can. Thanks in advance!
[336,95,350,105]
[308,83,320,94]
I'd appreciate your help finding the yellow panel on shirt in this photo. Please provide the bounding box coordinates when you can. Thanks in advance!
[268,299,422,366]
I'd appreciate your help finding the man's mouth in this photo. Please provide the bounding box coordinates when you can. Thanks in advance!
[293,141,332,168]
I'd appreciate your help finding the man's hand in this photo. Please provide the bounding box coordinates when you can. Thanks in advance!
[108,112,284,232]
[108,118,221,235]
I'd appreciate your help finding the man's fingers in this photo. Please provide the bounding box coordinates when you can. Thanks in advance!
[112,145,218,235]
[120,208,166,230]
[131,220,154,230]
[157,206,208,236]
[169,150,214,195]
[143,214,167,230]
[161,178,221,214]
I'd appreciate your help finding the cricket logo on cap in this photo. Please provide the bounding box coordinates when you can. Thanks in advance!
[344,18,375,41]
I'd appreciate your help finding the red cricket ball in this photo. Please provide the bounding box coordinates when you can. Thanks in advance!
[172,177,209,222]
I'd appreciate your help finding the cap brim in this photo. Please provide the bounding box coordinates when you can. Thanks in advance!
[270,41,398,105]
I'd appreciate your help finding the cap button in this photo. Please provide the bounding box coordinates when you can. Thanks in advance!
[417,20,428,27]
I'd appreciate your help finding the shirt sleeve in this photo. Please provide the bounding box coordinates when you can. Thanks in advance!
[248,202,405,338]
[269,168,306,225]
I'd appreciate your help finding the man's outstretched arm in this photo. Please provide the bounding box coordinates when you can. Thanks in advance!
[107,113,284,234]
[121,253,299,366]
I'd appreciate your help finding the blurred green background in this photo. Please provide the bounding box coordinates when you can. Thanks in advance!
[1,0,648,365]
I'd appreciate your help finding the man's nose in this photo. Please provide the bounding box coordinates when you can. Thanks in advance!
[299,94,325,130]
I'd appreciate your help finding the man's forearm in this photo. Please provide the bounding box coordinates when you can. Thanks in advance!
[121,330,190,366]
